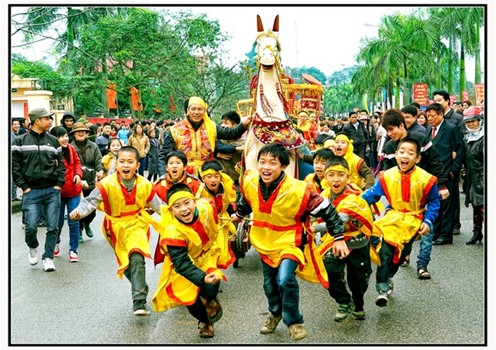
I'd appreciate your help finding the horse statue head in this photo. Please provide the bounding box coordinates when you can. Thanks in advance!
[256,15,281,67]
[242,15,306,178]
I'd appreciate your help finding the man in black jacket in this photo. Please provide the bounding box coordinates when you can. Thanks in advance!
[12,108,66,272]
[342,111,367,159]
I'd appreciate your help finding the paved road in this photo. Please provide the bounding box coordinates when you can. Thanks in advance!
[8,190,486,346]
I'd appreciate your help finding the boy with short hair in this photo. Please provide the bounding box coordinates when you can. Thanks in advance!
[69,146,164,316]
[151,184,231,338]
[303,147,334,194]
[312,155,376,322]
[361,138,441,307]
[232,142,345,341]
[200,160,237,267]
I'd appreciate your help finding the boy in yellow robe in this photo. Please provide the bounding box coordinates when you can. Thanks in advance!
[151,184,233,338]
[199,160,237,268]
[312,155,377,322]
[231,142,345,341]
[69,146,164,316]
[361,138,440,307]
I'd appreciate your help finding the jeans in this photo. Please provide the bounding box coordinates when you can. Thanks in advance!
[261,258,304,326]
[23,187,61,259]
[416,231,433,269]
[138,157,147,176]
[57,195,81,253]
[376,237,415,292]
[323,244,372,312]
[123,252,149,304]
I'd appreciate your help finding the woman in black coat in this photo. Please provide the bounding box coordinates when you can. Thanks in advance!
[147,128,160,182]
[462,107,484,245]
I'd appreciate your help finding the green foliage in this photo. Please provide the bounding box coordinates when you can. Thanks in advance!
[12,54,71,99]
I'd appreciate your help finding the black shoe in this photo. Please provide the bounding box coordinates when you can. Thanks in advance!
[452,228,461,235]
[432,239,452,246]
[133,300,150,316]
[466,230,483,245]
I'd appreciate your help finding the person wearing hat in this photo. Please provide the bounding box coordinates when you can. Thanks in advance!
[12,108,66,272]
[70,122,104,241]
[462,106,484,245]
[158,96,252,177]
[60,111,76,135]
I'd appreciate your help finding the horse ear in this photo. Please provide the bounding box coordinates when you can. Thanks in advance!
[257,15,264,32]
[272,15,279,33]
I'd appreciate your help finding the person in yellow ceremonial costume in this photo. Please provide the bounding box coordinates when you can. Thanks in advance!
[311,155,378,322]
[333,133,374,190]
[360,138,440,307]
[199,160,237,265]
[158,96,251,177]
[303,147,335,194]
[231,142,345,341]
[69,146,164,316]
[151,184,233,338]
[152,150,209,266]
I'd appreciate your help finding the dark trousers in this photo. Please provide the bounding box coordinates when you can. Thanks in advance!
[453,174,461,230]
[123,252,148,303]
[433,177,457,242]
[323,245,372,312]
[186,282,220,324]
[79,188,97,232]
[376,237,415,292]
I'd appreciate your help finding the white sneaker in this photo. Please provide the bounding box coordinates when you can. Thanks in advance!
[42,258,56,272]
[69,251,79,262]
[28,247,38,265]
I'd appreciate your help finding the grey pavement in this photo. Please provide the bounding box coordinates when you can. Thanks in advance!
[8,191,486,346]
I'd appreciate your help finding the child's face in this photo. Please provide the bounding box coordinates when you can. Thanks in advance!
[109,140,122,155]
[166,156,185,181]
[313,157,327,180]
[395,142,420,172]
[333,139,349,156]
[386,124,405,142]
[325,170,349,194]
[117,151,140,180]
[258,153,286,185]
[170,197,196,223]
[203,172,221,193]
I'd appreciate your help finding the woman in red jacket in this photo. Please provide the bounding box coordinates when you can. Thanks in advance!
[52,127,84,262]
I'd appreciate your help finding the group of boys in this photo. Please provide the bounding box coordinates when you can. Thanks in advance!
[16,98,442,342]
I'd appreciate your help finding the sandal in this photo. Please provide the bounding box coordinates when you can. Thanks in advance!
[417,267,431,280]
[401,255,410,267]
[200,297,223,324]
[198,322,215,338]
[206,298,223,323]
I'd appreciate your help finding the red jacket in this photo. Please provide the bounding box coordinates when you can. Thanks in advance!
[60,144,83,198]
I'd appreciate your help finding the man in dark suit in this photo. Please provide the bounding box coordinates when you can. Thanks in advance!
[433,90,465,235]
[426,103,465,245]
[342,111,367,159]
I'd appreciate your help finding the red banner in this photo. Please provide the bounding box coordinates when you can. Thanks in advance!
[413,83,428,105]
[462,91,469,102]
[106,83,117,109]
[450,95,457,105]
[475,84,484,105]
